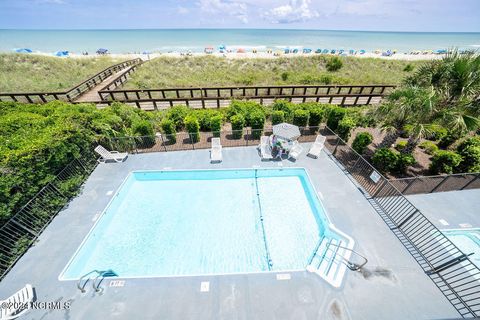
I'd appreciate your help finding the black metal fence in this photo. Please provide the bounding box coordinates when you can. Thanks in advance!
[104,127,320,153]
[0,151,98,280]
[389,173,480,195]
[318,126,480,318]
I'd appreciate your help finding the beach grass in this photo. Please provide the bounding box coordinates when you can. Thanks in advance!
[125,55,425,89]
[0,54,122,92]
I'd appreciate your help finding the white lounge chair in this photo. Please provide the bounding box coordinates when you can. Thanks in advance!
[94,145,128,163]
[210,137,222,163]
[307,135,326,158]
[289,141,304,160]
[1,284,35,320]
[258,136,273,160]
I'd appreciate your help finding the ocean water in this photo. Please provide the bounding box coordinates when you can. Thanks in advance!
[59,169,333,280]
[1,29,479,54]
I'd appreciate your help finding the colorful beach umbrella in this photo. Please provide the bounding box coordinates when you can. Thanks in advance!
[15,48,32,53]
[55,50,69,57]
[96,48,108,54]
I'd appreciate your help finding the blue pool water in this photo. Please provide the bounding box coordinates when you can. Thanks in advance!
[443,229,480,269]
[60,168,333,280]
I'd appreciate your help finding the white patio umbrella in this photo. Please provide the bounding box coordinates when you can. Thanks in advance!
[272,123,301,141]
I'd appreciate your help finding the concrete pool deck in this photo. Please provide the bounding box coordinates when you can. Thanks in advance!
[0,145,460,319]
[407,189,480,230]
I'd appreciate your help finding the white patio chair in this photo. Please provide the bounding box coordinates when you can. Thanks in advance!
[307,135,326,159]
[94,145,128,163]
[210,137,223,163]
[289,141,304,160]
[258,136,273,160]
[0,284,35,320]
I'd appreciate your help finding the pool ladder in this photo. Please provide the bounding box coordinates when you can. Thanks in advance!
[77,269,118,293]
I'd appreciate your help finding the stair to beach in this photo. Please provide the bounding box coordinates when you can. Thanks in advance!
[74,65,136,103]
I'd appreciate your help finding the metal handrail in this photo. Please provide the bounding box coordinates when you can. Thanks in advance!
[77,269,118,293]
[327,243,368,271]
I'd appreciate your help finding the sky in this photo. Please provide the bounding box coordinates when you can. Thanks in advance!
[0,0,479,32]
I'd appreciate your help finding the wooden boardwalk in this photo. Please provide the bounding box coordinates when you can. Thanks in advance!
[74,66,136,102]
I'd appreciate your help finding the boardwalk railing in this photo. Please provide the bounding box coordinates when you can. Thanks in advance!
[0,151,98,280]
[390,173,480,195]
[95,84,395,109]
[106,126,480,318]
[96,61,144,94]
[0,58,141,104]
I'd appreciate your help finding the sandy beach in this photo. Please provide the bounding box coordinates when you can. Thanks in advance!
[29,51,445,61]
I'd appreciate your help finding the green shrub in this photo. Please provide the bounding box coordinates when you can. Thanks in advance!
[438,131,458,149]
[166,105,190,130]
[160,118,176,143]
[230,114,245,139]
[292,109,309,128]
[336,116,356,141]
[430,150,462,174]
[457,138,480,172]
[457,137,480,153]
[0,101,152,224]
[393,153,416,174]
[210,115,223,137]
[403,64,414,72]
[426,125,448,141]
[395,141,408,151]
[354,108,377,127]
[271,110,285,125]
[227,100,264,126]
[249,111,265,139]
[184,115,200,143]
[320,74,333,85]
[308,107,324,128]
[419,141,439,155]
[372,148,398,173]
[193,110,222,131]
[281,72,289,81]
[326,57,343,72]
[352,132,373,154]
[326,107,346,131]
[272,100,294,121]
[458,146,480,173]
[132,119,154,136]
[400,125,413,138]
[132,119,155,146]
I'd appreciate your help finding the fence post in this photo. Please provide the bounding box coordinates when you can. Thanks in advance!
[372,179,388,198]
[159,134,167,152]
[132,137,138,154]
[461,173,480,190]
[430,175,449,193]
[402,177,418,194]
[333,137,340,155]
[190,133,195,150]
[246,129,249,146]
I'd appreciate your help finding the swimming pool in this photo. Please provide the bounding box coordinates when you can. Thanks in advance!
[443,229,480,269]
[60,168,352,285]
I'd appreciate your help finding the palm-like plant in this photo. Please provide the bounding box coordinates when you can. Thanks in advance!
[376,86,436,150]
[405,50,480,134]
[378,50,480,154]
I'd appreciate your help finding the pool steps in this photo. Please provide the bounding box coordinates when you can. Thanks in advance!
[307,235,367,287]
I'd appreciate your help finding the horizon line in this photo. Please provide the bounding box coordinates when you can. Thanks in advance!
[1,27,480,34]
